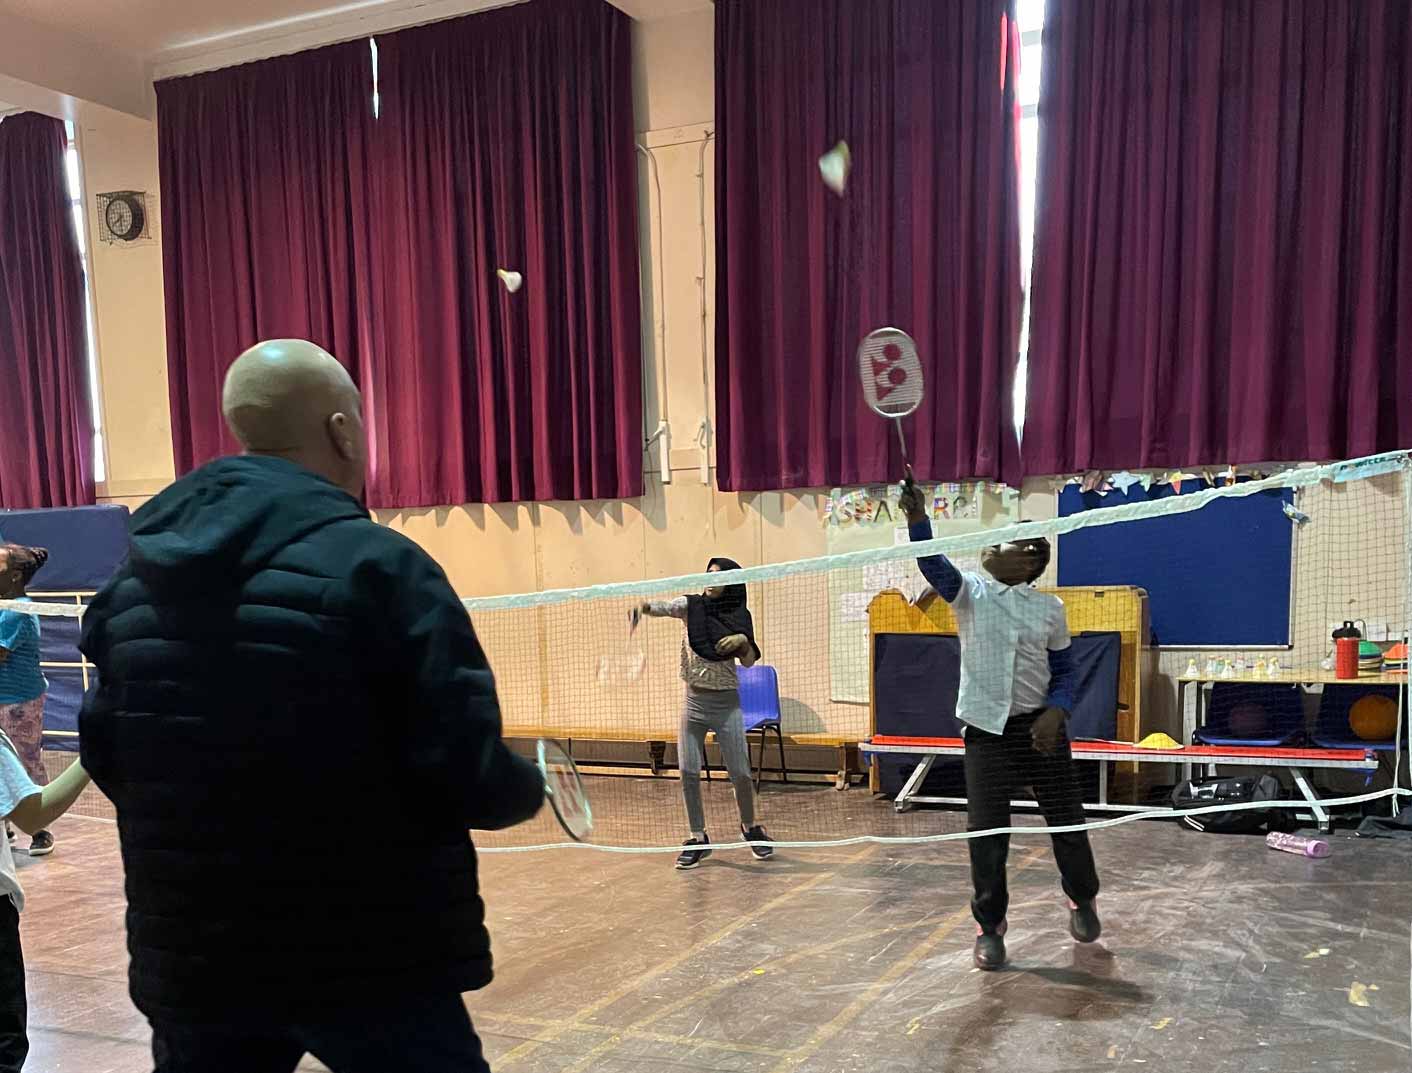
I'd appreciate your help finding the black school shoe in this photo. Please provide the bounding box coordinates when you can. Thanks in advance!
[28,830,53,857]
[974,921,1008,971]
[742,824,774,860]
[675,836,712,870]
[1068,899,1102,943]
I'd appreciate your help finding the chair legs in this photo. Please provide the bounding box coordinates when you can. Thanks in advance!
[750,724,789,791]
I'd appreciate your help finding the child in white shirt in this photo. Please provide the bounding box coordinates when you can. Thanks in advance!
[0,730,90,1070]
[900,481,1100,970]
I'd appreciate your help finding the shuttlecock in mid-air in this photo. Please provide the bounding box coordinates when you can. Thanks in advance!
[497,268,523,293]
[818,140,851,196]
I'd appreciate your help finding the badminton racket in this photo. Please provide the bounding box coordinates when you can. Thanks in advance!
[598,609,646,685]
[538,738,593,841]
[857,327,925,473]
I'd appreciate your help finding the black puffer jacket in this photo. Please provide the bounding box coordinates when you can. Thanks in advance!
[78,456,543,1023]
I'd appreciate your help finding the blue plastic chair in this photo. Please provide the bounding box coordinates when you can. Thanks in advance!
[1311,685,1404,751]
[704,664,788,790]
[1194,683,1305,747]
[739,664,788,789]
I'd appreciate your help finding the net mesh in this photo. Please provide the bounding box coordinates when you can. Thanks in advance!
[4,453,1409,850]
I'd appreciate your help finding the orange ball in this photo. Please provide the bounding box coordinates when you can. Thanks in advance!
[1349,695,1399,742]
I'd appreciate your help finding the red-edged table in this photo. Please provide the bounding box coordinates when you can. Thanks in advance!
[859,735,1377,829]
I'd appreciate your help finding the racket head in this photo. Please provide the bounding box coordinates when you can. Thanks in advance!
[857,327,924,419]
[537,738,593,841]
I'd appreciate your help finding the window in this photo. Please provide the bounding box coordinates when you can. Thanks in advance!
[62,120,105,483]
[370,37,381,119]
[1012,0,1046,442]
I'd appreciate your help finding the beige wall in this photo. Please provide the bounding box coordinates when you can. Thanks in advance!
[76,110,175,501]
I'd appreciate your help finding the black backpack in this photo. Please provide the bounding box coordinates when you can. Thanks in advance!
[1172,774,1284,833]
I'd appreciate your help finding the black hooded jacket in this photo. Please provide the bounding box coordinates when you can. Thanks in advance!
[78,456,543,1022]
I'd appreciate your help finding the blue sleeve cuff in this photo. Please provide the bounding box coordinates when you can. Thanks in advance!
[908,519,934,543]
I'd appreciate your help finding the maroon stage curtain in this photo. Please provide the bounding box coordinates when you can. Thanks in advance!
[1025,0,1412,476]
[0,112,93,508]
[371,0,642,505]
[156,40,380,477]
[715,0,1023,491]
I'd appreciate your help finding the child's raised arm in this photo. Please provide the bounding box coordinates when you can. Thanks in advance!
[899,481,962,602]
[638,597,688,619]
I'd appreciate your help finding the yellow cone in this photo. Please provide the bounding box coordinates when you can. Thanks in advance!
[1136,732,1183,750]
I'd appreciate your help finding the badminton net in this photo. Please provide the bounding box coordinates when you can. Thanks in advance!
[7,453,1410,848]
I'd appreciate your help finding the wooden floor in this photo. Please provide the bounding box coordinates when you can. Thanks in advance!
[14,800,1412,1073]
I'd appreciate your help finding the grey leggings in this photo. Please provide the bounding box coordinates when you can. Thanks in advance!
[679,687,756,834]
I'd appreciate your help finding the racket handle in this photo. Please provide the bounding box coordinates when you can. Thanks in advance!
[894,418,910,468]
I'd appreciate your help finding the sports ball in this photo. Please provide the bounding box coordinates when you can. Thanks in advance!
[1349,694,1398,742]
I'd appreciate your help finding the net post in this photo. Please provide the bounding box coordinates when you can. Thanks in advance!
[1398,460,1411,812]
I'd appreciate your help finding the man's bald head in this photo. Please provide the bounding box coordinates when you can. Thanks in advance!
[222,340,367,499]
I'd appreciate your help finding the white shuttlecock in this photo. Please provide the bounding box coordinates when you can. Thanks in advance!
[497,268,523,293]
[818,140,851,196]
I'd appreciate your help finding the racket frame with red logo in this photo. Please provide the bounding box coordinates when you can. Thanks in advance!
[857,327,925,469]
[537,738,593,841]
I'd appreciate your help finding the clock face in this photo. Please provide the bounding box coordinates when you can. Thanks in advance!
[104,196,141,240]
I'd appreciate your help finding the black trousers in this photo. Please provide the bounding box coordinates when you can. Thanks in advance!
[151,991,489,1073]
[963,709,1101,932]
[0,900,26,1073]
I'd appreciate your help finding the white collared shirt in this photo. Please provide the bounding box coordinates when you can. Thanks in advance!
[951,572,1071,735]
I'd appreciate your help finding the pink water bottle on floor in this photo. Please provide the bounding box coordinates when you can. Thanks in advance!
[1266,831,1331,858]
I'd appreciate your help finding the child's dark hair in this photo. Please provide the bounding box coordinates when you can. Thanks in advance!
[2,544,49,588]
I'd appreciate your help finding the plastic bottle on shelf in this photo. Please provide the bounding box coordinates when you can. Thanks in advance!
[1185,658,1200,678]
[1333,621,1362,679]
[1266,831,1331,858]
[1254,657,1267,677]
[1268,656,1282,677]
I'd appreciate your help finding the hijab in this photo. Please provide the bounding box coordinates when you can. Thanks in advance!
[0,544,47,597]
[685,557,759,663]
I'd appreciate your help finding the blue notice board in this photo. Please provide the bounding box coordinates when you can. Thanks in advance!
[1057,482,1294,647]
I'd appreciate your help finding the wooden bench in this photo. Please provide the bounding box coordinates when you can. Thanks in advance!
[504,727,864,785]
[859,735,1379,831]
[790,734,863,789]
[503,727,677,773]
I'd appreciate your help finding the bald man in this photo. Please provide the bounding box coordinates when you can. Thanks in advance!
[78,340,544,1073]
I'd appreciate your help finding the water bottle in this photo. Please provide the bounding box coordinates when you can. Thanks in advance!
[1266,831,1331,858]
[1333,621,1362,680]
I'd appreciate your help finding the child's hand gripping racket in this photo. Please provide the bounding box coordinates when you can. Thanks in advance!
[537,739,593,841]
[857,327,925,477]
